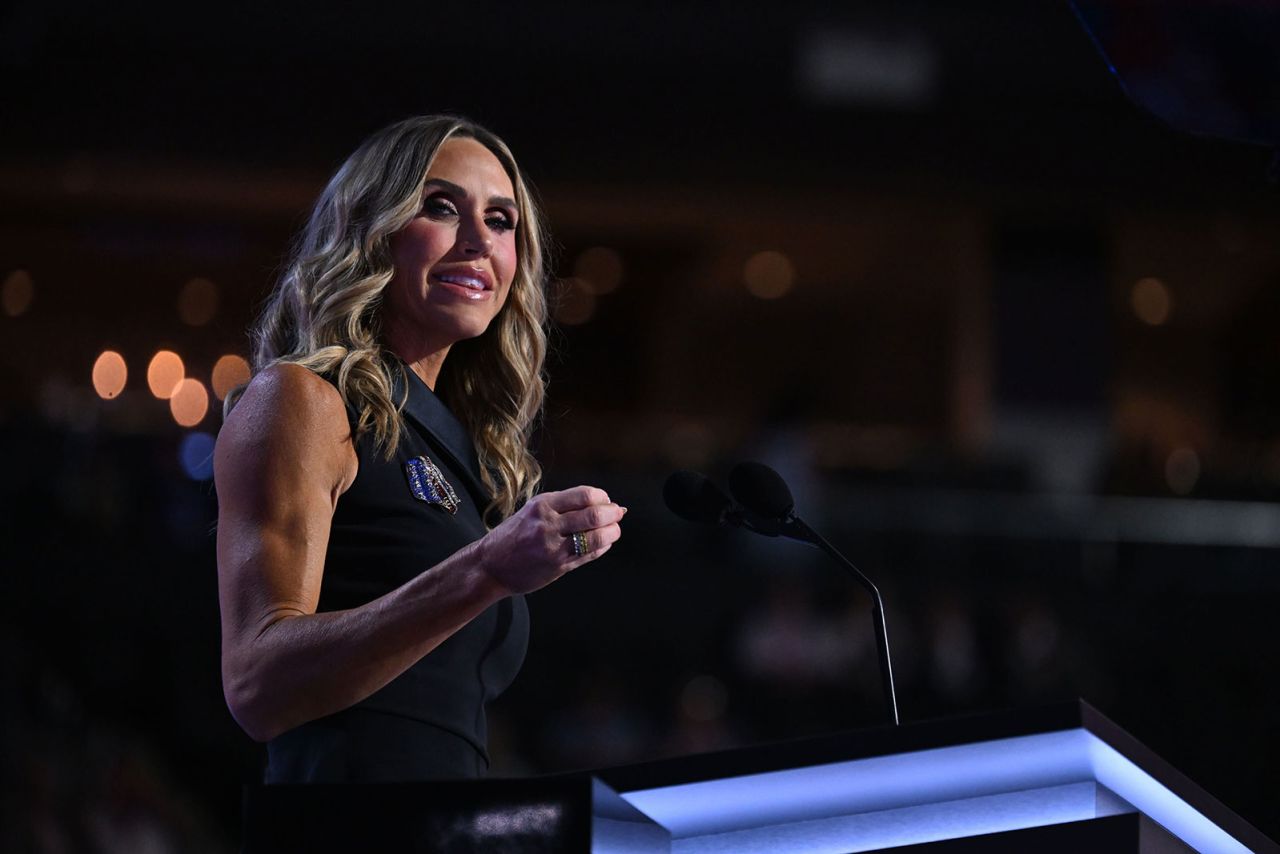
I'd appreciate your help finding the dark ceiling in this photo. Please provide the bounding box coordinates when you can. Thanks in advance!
[3,1,1273,199]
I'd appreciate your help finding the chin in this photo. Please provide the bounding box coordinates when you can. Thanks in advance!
[442,317,498,346]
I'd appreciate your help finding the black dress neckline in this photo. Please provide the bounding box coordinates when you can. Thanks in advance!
[395,365,490,508]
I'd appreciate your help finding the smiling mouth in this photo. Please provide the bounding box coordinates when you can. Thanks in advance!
[433,272,492,291]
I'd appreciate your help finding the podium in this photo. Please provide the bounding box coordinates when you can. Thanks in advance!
[243,701,1276,853]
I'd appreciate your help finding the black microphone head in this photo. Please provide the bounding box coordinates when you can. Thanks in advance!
[728,461,795,520]
[663,470,731,525]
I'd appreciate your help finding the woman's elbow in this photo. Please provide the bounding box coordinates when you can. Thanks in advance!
[223,662,287,743]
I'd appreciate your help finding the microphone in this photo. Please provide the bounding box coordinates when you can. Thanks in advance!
[728,461,796,521]
[665,462,901,726]
[662,470,732,525]
[662,470,788,537]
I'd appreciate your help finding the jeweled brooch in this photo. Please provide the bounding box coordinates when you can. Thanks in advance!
[403,455,461,514]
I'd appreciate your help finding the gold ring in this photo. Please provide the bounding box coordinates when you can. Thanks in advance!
[570,531,588,557]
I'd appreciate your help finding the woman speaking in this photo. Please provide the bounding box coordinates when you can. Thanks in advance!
[214,115,624,783]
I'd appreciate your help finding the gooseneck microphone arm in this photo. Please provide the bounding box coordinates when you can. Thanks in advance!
[663,466,902,726]
[724,461,901,727]
[784,516,900,727]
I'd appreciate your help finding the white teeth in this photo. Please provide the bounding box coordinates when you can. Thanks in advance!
[437,274,485,290]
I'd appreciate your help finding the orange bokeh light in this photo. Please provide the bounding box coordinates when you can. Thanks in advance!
[147,350,185,399]
[92,351,128,399]
[169,378,209,427]
[2,269,34,317]
[573,247,624,294]
[553,278,597,325]
[178,277,219,326]
[744,250,795,299]
[1131,276,1172,326]
[211,354,251,400]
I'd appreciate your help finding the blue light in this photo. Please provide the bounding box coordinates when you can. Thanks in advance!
[621,730,1093,840]
[1088,737,1250,853]
[180,431,216,480]
[617,728,1252,852]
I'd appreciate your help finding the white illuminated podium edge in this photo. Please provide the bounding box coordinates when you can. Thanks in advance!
[590,700,1276,853]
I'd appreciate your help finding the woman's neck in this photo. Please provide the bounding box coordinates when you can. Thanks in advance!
[383,325,451,391]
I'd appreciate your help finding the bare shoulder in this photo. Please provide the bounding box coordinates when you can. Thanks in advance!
[215,363,357,500]
[220,363,350,452]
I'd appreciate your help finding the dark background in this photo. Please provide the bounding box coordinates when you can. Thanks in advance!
[3,1,1279,850]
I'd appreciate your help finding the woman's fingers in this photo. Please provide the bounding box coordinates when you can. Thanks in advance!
[538,485,626,564]
[481,486,623,593]
[557,502,627,535]
[542,485,611,513]
[565,522,622,561]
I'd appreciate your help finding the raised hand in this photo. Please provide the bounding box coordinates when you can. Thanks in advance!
[475,486,625,594]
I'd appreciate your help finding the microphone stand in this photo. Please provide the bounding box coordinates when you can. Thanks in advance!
[717,487,901,726]
[781,516,901,727]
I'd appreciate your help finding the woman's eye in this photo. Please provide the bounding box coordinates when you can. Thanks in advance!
[424,197,457,218]
[486,213,516,233]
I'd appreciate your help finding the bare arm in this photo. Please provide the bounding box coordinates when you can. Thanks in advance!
[215,364,623,742]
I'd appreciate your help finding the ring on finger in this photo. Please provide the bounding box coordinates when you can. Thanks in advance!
[570,530,589,558]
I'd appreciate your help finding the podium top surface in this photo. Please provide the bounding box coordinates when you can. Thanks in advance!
[593,700,1275,854]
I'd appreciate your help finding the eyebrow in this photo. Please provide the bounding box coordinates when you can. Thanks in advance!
[423,178,517,211]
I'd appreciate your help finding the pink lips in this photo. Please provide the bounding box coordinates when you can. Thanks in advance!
[431,267,493,300]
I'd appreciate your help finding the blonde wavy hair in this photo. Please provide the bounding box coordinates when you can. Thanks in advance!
[230,115,547,521]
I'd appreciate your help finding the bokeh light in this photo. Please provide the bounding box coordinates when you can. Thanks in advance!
[573,247,624,294]
[211,354,251,400]
[91,351,128,399]
[554,278,597,325]
[661,420,715,469]
[169,378,209,427]
[744,250,796,299]
[1131,276,1172,326]
[2,269,34,317]
[178,277,219,326]
[147,351,185,399]
[179,431,216,480]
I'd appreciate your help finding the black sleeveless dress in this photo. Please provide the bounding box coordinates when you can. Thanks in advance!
[265,368,529,783]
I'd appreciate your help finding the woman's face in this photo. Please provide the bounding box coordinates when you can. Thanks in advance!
[384,136,519,355]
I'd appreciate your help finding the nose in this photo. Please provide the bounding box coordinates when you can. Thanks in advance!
[463,237,492,256]
[460,215,492,257]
